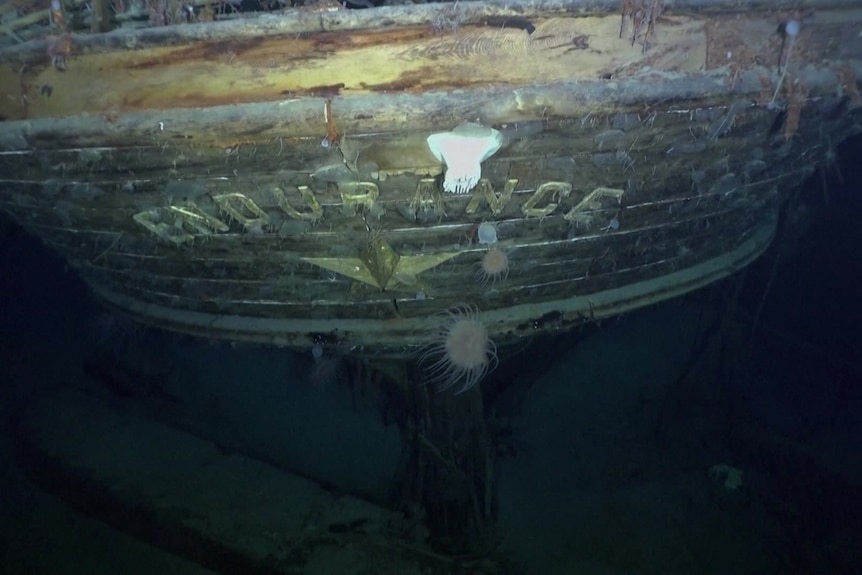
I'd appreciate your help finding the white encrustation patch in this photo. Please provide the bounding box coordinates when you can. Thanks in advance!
[426,123,503,194]
[477,222,498,245]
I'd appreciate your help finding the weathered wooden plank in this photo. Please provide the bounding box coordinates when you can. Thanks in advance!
[2,5,860,123]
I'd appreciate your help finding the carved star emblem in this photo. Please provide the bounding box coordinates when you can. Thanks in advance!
[303,237,458,290]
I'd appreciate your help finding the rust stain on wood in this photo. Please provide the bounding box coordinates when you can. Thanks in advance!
[126,37,268,70]
[359,66,473,93]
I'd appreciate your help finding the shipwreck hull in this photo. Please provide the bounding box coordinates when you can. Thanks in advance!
[1,0,861,356]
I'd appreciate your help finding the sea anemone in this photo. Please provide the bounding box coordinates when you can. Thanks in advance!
[477,247,509,285]
[420,304,497,393]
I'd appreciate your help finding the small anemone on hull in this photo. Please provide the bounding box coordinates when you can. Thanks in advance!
[476,247,510,285]
[419,304,498,393]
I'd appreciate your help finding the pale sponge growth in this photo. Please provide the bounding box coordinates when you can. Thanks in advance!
[477,222,498,245]
[426,123,503,194]
[420,304,498,393]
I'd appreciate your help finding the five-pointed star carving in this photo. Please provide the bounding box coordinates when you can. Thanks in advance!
[303,249,459,290]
